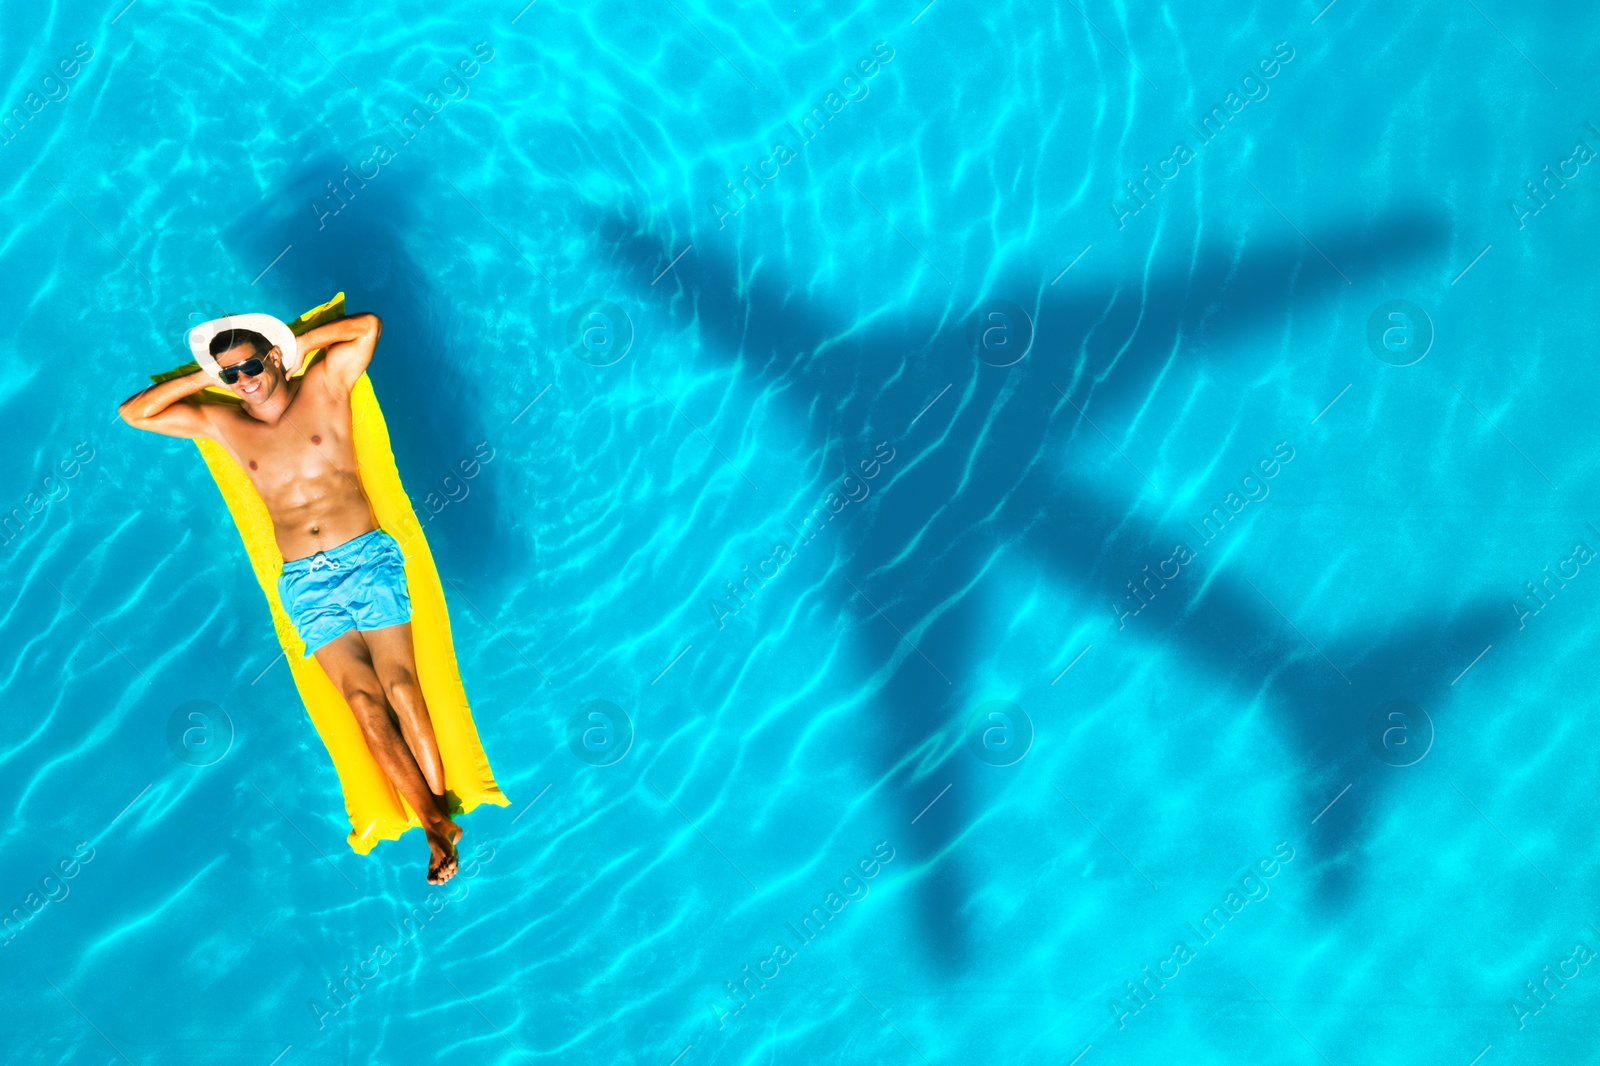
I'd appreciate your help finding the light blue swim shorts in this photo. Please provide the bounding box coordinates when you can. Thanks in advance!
[277,529,412,657]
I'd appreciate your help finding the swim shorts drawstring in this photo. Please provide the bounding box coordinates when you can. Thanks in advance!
[307,553,343,573]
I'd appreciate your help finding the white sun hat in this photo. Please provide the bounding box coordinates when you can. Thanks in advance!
[187,313,301,384]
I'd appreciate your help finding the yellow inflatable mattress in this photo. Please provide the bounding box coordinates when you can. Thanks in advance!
[153,292,507,853]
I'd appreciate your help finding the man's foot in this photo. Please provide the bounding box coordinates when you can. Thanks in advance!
[426,820,462,884]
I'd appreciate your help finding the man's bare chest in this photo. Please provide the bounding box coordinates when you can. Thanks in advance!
[215,384,357,486]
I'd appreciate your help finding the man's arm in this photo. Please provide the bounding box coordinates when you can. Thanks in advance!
[296,313,382,392]
[118,369,217,438]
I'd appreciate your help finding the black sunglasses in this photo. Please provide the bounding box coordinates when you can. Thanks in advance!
[218,357,265,385]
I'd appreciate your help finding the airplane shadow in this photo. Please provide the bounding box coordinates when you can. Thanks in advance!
[597,203,1513,970]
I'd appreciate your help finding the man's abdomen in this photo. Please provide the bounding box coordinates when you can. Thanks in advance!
[270,466,379,562]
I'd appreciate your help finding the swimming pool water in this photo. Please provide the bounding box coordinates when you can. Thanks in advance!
[4,0,1600,1063]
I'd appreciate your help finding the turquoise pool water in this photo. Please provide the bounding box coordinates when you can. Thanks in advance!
[4,0,1600,1062]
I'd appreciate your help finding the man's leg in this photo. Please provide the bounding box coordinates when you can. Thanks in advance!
[313,629,459,883]
[357,623,446,798]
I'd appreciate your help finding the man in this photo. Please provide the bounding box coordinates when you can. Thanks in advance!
[119,311,461,883]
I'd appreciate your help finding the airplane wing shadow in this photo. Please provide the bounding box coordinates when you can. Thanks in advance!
[218,157,516,582]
